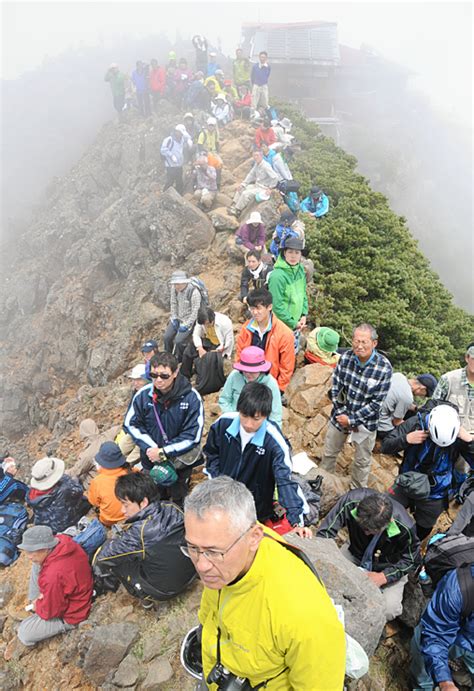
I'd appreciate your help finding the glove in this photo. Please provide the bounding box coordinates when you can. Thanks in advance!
[178,325,189,333]
[170,319,179,329]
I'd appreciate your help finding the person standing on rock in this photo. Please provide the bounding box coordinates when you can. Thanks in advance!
[160,126,187,195]
[267,235,308,353]
[229,149,279,217]
[5,525,93,657]
[236,288,295,393]
[131,60,151,117]
[104,63,126,119]
[124,351,204,503]
[181,476,345,688]
[317,489,420,621]
[92,473,196,607]
[233,47,251,88]
[164,271,202,361]
[319,323,392,488]
[251,51,271,110]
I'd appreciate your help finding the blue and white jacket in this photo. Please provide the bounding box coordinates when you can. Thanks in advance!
[204,412,307,526]
[300,193,329,217]
[421,565,474,684]
[124,374,204,471]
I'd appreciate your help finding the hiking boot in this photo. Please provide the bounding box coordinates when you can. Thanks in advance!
[3,638,29,662]
[141,599,155,611]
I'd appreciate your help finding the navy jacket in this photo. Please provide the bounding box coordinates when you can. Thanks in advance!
[204,412,307,526]
[421,565,474,684]
[381,414,474,499]
[317,488,421,583]
[124,374,204,471]
[93,500,196,600]
[27,475,90,534]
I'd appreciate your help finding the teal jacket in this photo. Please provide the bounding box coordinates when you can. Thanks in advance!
[268,256,308,330]
[218,370,283,428]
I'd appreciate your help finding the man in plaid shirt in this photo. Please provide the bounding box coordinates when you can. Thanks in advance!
[320,323,392,488]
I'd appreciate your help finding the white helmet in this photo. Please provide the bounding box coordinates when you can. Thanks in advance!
[428,405,460,447]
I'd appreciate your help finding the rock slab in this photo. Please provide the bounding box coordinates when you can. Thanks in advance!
[82,622,139,685]
[141,656,174,688]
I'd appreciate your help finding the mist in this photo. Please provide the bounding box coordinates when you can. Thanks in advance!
[1,1,472,309]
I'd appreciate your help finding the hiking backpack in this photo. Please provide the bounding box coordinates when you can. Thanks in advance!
[63,516,107,561]
[189,277,209,306]
[291,473,323,526]
[424,532,474,587]
[456,471,474,504]
[0,502,29,566]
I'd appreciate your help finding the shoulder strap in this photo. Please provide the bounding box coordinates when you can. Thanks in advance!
[263,533,322,584]
[458,565,474,620]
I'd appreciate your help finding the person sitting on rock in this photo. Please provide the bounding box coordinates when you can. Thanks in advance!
[205,382,308,534]
[124,351,204,503]
[192,154,217,210]
[141,338,158,379]
[5,525,93,656]
[87,442,136,527]
[184,72,209,111]
[229,149,279,217]
[300,185,329,218]
[267,235,308,352]
[93,473,196,606]
[219,346,282,428]
[304,326,341,368]
[269,209,300,259]
[236,288,295,393]
[447,485,474,537]
[116,364,149,466]
[197,116,220,154]
[67,418,121,488]
[234,210,266,256]
[0,453,28,503]
[180,306,234,380]
[163,271,202,362]
[377,372,438,440]
[234,84,252,119]
[317,489,420,621]
[261,142,293,183]
[211,93,232,126]
[27,457,90,534]
[239,250,271,303]
[409,564,474,690]
[181,477,345,686]
[319,323,393,490]
[255,115,277,149]
[382,404,474,540]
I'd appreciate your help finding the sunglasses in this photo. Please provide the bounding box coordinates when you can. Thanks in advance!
[149,371,172,380]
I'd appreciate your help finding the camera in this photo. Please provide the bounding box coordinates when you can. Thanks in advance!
[207,662,252,690]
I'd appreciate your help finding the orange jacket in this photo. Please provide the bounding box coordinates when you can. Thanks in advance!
[236,315,295,392]
[87,466,135,526]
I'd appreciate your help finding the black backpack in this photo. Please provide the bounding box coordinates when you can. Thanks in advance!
[457,564,474,620]
[424,533,474,587]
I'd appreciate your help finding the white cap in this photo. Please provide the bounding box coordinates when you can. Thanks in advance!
[183,112,194,119]
[209,51,217,57]
[175,124,187,134]
[207,116,217,125]
[215,93,227,101]
[247,211,262,224]
[129,364,147,379]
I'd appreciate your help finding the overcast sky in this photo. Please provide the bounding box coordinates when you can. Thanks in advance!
[1,0,472,126]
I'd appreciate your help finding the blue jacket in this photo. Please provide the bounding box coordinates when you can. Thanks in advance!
[269,223,298,258]
[300,194,329,217]
[27,475,90,534]
[381,414,474,499]
[124,374,204,471]
[251,63,271,86]
[421,565,474,684]
[93,500,196,600]
[204,413,307,526]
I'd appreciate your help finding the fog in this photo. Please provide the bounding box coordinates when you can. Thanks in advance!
[1,1,472,308]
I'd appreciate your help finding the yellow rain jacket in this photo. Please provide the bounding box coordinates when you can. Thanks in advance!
[198,529,346,690]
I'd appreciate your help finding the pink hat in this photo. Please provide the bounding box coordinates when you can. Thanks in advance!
[234,346,271,373]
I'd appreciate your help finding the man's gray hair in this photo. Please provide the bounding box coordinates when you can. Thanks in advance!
[184,477,257,532]
[353,322,378,340]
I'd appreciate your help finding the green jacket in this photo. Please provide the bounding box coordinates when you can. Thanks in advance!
[233,58,251,85]
[268,256,308,330]
[105,70,126,98]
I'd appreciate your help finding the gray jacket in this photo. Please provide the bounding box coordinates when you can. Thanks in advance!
[170,284,202,330]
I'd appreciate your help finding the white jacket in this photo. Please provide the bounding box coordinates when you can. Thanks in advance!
[192,312,234,357]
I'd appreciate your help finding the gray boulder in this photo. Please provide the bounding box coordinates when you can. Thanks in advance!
[285,535,386,656]
[82,622,139,685]
[113,652,140,687]
[141,656,174,688]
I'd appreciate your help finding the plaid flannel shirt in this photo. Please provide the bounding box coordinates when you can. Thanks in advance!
[330,349,393,431]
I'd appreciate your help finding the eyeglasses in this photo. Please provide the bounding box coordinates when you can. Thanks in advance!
[180,525,254,563]
[149,371,172,380]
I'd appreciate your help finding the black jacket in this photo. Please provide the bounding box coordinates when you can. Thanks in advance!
[27,475,90,534]
[93,500,196,600]
[240,263,271,301]
[317,488,421,583]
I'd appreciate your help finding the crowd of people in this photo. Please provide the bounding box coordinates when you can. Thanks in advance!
[0,37,472,691]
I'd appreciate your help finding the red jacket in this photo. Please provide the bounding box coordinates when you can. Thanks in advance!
[149,66,166,94]
[255,127,276,149]
[236,314,295,392]
[35,534,93,625]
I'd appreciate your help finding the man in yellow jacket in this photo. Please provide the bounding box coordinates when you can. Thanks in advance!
[182,476,346,690]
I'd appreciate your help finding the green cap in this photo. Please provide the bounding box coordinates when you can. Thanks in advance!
[150,461,178,487]
[316,327,340,353]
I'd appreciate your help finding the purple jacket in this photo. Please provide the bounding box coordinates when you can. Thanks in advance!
[236,222,266,250]
[251,63,271,86]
